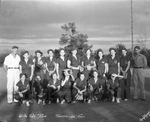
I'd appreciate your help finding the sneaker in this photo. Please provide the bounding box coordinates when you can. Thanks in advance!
[43,100,46,105]
[56,98,59,103]
[23,100,26,104]
[72,101,76,104]
[26,101,30,106]
[14,99,18,103]
[116,98,120,103]
[48,101,51,104]
[61,100,65,104]
[124,99,128,101]
[38,99,42,104]
[88,99,91,104]
[112,97,115,102]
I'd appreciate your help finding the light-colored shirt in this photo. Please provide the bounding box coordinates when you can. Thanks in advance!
[4,54,21,68]
[133,54,147,68]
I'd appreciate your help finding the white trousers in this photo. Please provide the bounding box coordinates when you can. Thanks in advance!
[7,69,20,103]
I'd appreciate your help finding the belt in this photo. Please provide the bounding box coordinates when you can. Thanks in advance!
[134,67,143,69]
[8,67,19,69]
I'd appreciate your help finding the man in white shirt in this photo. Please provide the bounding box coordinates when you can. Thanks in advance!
[4,46,21,104]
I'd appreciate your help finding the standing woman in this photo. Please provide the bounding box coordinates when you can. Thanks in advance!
[56,49,68,80]
[33,50,46,82]
[107,48,120,75]
[67,47,81,80]
[96,49,108,77]
[81,49,96,81]
[120,47,131,101]
[45,49,57,81]
[19,51,34,90]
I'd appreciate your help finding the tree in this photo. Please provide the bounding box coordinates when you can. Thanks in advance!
[59,22,92,56]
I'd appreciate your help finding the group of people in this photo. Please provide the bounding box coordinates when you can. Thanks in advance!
[3,45,147,106]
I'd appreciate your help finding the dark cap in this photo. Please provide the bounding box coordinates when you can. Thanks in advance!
[134,46,140,50]
[12,46,19,49]
[121,47,127,51]
[97,48,104,54]
[23,51,29,55]
[47,49,54,54]
[35,50,43,55]
[109,47,116,52]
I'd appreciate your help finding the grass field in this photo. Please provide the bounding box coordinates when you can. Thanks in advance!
[0,68,150,122]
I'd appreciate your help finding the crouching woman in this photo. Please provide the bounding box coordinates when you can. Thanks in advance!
[106,74,123,103]
[58,69,75,104]
[15,73,31,106]
[46,73,61,104]
[73,73,88,102]
[87,70,104,103]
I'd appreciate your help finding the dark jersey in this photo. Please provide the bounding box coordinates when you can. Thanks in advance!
[16,80,29,92]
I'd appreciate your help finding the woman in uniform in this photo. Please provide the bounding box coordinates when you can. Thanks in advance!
[45,49,57,82]
[81,49,96,81]
[120,47,131,101]
[33,50,46,82]
[96,49,108,77]
[107,48,120,75]
[58,69,75,104]
[56,48,68,80]
[46,73,61,104]
[87,70,104,103]
[73,72,88,102]
[15,73,31,106]
[67,47,81,80]
[19,51,34,91]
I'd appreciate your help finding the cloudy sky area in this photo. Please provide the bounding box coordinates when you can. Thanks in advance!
[0,0,150,53]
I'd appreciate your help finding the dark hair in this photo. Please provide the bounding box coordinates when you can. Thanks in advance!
[23,51,29,55]
[85,48,92,53]
[134,46,140,50]
[35,50,43,56]
[109,47,116,53]
[20,73,27,79]
[12,46,19,49]
[47,49,54,54]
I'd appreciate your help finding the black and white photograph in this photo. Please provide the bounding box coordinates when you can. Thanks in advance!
[0,0,150,122]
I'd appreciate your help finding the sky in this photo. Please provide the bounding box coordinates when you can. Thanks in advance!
[0,0,150,53]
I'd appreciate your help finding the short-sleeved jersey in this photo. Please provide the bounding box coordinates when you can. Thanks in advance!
[34,57,46,70]
[75,78,87,90]
[120,55,130,70]
[88,78,103,90]
[61,77,73,89]
[56,57,67,69]
[16,80,29,92]
[19,58,34,78]
[68,55,81,67]
[45,57,56,71]
[48,79,60,88]
[4,54,20,68]
[107,56,119,74]
[133,54,147,68]
[82,56,95,67]
[96,57,108,74]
